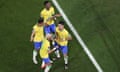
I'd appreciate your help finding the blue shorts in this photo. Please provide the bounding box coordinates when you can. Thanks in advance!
[54,42,68,54]
[44,24,56,34]
[34,42,42,50]
[43,58,51,64]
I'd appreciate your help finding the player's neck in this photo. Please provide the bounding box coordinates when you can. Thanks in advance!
[59,29,64,31]
[46,8,50,10]
[37,24,42,27]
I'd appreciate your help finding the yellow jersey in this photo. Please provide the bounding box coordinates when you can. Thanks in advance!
[33,24,44,42]
[40,6,55,25]
[56,27,69,46]
[40,39,50,58]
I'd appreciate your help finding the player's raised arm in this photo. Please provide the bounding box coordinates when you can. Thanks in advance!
[48,47,57,54]
[46,13,61,22]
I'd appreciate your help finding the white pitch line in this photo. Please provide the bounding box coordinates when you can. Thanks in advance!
[52,0,103,72]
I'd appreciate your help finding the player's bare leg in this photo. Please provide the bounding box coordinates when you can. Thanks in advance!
[44,63,52,72]
[41,61,45,68]
[52,35,61,59]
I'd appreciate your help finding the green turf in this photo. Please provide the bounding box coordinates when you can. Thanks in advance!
[0,0,96,72]
[0,0,120,72]
[57,0,120,72]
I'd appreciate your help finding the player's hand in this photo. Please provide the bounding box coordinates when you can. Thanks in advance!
[59,38,66,42]
[54,14,61,17]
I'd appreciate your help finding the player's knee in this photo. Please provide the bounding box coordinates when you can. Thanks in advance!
[34,48,39,51]
[63,53,68,57]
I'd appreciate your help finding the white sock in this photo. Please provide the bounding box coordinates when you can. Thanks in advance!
[55,50,60,58]
[44,65,52,72]
[33,50,38,64]
[64,56,68,64]
[33,50,37,59]
[41,61,45,68]
[52,41,55,46]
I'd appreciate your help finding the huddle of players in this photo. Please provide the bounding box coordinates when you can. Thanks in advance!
[30,1,72,72]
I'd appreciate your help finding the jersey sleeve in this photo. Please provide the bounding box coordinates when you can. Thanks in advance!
[40,10,44,17]
[33,25,36,32]
[65,30,70,38]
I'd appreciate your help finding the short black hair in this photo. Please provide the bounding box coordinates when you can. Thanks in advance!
[58,21,65,25]
[44,1,50,6]
[38,17,44,23]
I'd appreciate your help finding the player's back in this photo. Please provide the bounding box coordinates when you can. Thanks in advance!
[40,39,50,58]
[33,24,44,42]
[40,7,55,25]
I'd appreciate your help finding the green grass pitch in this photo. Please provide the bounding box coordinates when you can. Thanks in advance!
[0,0,120,72]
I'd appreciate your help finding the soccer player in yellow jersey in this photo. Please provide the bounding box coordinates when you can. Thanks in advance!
[30,18,44,64]
[40,1,61,35]
[40,34,57,72]
[40,1,61,59]
[54,21,72,69]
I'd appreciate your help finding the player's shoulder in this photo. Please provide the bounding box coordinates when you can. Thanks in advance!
[41,6,54,12]
[56,27,59,32]
[33,24,38,29]
[64,28,69,33]
[56,26,58,29]
[41,8,46,13]
[43,38,49,44]
[50,6,54,10]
